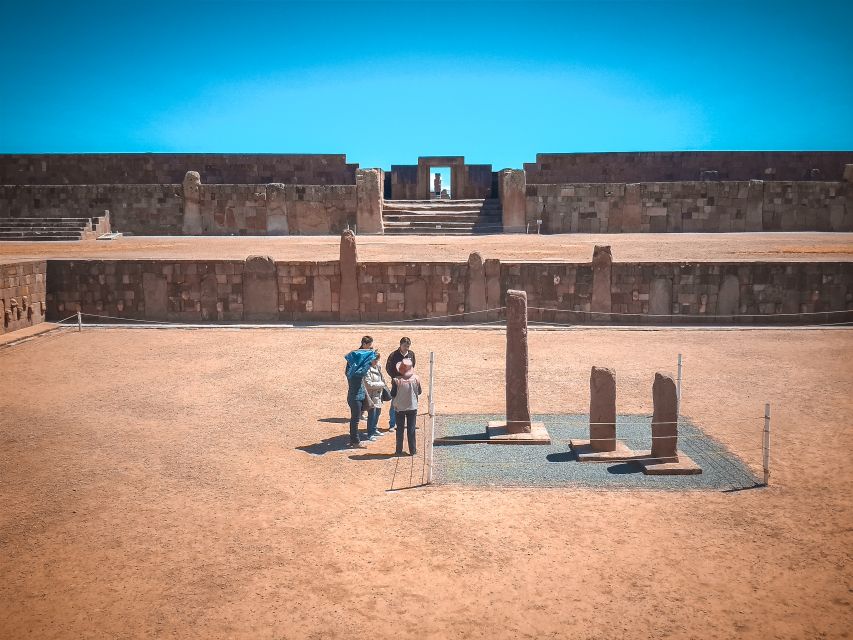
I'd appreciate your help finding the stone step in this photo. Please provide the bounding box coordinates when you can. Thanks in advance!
[383,215,500,223]
[383,227,503,235]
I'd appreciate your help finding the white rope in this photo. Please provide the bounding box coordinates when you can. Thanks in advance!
[528,305,853,319]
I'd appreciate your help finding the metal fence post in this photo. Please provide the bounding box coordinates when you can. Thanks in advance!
[428,351,436,484]
[763,403,771,485]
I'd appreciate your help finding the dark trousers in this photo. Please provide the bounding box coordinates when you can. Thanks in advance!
[395,409,417,454]
[348,396,362,444]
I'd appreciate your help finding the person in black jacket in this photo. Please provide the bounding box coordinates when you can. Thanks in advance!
[385,337,415,432]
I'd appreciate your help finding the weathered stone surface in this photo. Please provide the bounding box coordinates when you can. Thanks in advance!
[589,366,617,452]
[498,169,526,232]
[591,245,612,316]
[746,179,764,232]
[404,278,427,318]
[266,183,289,235]
[181,171,203,234]
[356,168,383,234]
[717,274,740,316]
[312,276,332,313]
[339,230,359,320]
[843,164,853,182]
[465,252,487,318]
[243,255,278,321]
[651,372,678,458]
[200,273,219,320]
[649,277,672,317]
[484,258,502,321]
[142,272,168,319]
[506,289,531,433]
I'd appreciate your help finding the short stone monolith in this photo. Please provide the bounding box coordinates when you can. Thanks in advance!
[589,366,616,452]
[339,230,359,320]
[651,372,678,458]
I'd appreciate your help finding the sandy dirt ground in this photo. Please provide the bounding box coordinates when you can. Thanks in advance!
[1,231,852,263]
[1,326,852,639]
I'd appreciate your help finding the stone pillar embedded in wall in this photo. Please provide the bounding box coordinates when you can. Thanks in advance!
[484,258,502,322]
[142,272,168,320]
[717,274,740,317]
[356,168,384,234]
[339,230,360,321]
[266,183,290,235]
[404,279,427,318]
[498,169,526,233]
[591,245,613,317]
[843,164,853,182]
[465,252,487,321]
[746,179,764,232]
[181,171,203,235]
[243,256,279,321]
[589,366,617,452]
[622,183,643,232]
[650,372,678,459]
[649,277,673,319]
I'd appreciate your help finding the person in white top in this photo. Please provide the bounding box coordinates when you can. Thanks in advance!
[391,359,422,455]
[362,351,390,441]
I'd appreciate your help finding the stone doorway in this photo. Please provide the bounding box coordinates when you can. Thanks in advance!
[429,166,452,199]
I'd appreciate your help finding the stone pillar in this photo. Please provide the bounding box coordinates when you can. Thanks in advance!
[589,366,617,452]
[843,164,853,182]
[498,169,526,233]
[651,372,678,459]
[339,230,359,320]
[181,171,203,235]
[356,168,383,234]
[465,252,487,321]
[506,289,531,433]
[243,256,279,321]
[266,183,289,235]
[622,183,643,232]
[745,179,764,232]
[484,258,502,322]
[591,245,612,316]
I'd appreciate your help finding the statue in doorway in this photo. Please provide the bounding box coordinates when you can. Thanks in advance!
[434,172,442,198]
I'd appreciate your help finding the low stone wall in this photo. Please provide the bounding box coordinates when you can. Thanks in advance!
[43,253,853,325]
[2,261,47,335]
[526,180,852,233]
[0,182,364,236]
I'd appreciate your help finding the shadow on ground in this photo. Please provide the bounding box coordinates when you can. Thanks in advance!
[296,434,352,455]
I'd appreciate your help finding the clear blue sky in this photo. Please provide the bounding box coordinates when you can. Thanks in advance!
[1,0,851,169]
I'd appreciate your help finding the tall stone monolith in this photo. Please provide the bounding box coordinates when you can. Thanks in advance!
[181,171,203,234]
[590,366,616,452]
[651,372,678,458]
[339,230,359,320]
[356,168,384,234]
[466,252,486,320]
[591,245,612,316]
[506,289,531,433]
[498,169,527,233]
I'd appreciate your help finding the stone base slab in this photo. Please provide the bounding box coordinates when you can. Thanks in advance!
[486,421,551,444]
[569,439,646,462]
[636,450,703,475]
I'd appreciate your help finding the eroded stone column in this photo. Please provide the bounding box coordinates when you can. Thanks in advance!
[590,366,617,452]
[181,171,203,235]
[339,230,359,320]
[356,168,384,234]
[746,179,764,232]
[266,183,289,235]
[484,258,502,322]
[506,289,531,433]
[243,255,278,321]
[466,252,486,320]
[498,169,526,233]
[651,372,678,458]
[591,245,612,316]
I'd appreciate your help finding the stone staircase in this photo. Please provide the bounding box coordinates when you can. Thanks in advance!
[0,213,111,241]
[382,199,502,235]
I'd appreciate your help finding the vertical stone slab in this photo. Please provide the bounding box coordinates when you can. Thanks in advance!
[243,256,278,321]
[200,273,219,321]
[266,183,290,235]
[506,289,531,433]
[621,183,643,232]
[591,245,613,316]
[649,277,672,318]
[313,276,332,313]
[484,258,502,321]
[356,168,383,234]
[746,179,764,231]
[142,272,168,320]
[339,230,359,321]
[589,366,617,452]
[404,279,427,318]
[181,171,203,234]
[466,252,487,320]
[498,169,527,233]
[651,372,678,458]
[717,274,740,317]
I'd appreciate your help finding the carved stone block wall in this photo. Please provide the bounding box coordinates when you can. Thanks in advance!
[1,261,47,335]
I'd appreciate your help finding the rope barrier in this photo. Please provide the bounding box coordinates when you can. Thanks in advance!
[527,305,853,319]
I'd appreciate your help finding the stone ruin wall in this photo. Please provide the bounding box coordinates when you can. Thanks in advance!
[43,258,852,325]
[0,154,358,185]
[524,151,853,183]
[1,261,47,335]
[525,180,853,233]
[0,183,359,236]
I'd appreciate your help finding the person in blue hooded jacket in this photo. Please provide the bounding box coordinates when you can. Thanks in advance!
[344,347,377,448]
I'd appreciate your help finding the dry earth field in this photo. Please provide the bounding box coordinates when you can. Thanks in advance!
[1,326,851,639]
